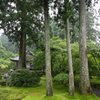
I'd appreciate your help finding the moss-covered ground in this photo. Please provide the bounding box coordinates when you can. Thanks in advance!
[0,76,100,100]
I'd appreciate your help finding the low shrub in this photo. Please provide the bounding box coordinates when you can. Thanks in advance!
[53,73,69,86]
[36,71,43,77]
[0,80,6,86]
[7,69,41,87]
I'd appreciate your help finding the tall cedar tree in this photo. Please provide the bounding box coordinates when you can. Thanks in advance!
[66,18,74,96]
[79,0,92,94]
[1,0,29,68]
[70,0,92,43]
[44,0,53,96]
[0,0,44,68]
[54,0,74,95]
[32,0,53,96]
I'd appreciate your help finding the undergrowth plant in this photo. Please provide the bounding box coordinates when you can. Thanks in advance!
[53,73,69,86]
[7,69,41,87]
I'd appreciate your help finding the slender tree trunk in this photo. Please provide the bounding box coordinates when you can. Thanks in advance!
[79,0,92,94]
[18,33,26,69]
[65,19,74,96]
[44,0,53,97]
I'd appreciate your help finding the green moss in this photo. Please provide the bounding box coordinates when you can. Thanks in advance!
[0,76,100,100]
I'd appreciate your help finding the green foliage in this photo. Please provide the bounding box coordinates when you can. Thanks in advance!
[0,40,18,60]
[33,49,45,70]
[7,69,41,87]
[50,21,66,39]
[33,37,100,78]
[87,41,100,77]
[0,35,18,53]
[53,73,69,84]
[0,80,6,86]
[90,76,100,89]
[87,40,100,58]
[50,37,68,75]
[0,40,18,74]
[71,42,79,74]
[54,0,74,25]
[36,71,43,77]
[33,37,68,76]
[0,58,15,68]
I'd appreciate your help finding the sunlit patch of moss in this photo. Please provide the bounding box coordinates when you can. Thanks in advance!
[0,88,26,100]
[7,93,26,100]
[64,93,79,99]
[23,95,68,100]
[79,94,100,100]
[41,95,67,100]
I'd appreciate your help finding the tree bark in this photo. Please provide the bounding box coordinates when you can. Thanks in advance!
[18,4,26,69]
[18,33,26,69]
[65,19,74,96]
[44,0,53,96]
[79,0,92,94]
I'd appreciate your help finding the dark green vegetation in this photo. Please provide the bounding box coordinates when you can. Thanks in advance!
[33,37,100,78]
[7,69,41,87]
[53,73,69,85]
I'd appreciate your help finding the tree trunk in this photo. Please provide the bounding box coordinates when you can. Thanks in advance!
[44,0,53,97]
[18,3,26,69]
[65,19,74,96]
[18,33,26,69]
[79,0,92,94]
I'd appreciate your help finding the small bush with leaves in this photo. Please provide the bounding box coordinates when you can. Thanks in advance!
[53,73,69,85]
[7,69,41,87]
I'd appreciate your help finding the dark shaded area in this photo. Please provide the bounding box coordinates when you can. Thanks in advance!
[74,82,100,97]
[92,87,100,97]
